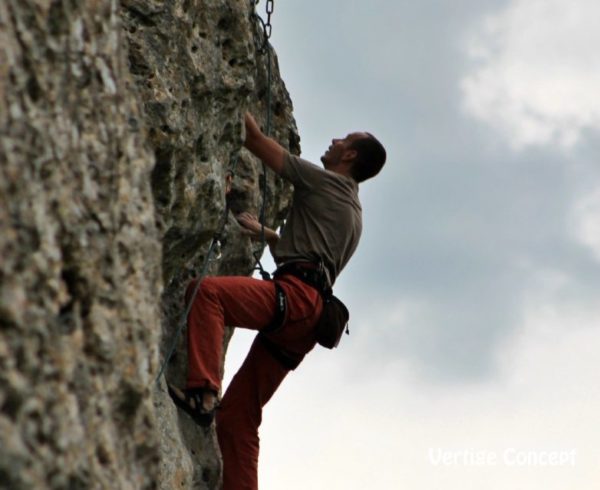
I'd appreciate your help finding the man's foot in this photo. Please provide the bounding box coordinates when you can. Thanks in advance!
[167,384,218,427]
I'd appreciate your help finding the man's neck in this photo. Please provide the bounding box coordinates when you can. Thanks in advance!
[325,162,354,180]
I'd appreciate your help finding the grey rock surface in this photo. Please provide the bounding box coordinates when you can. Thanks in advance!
[0,1,298,488]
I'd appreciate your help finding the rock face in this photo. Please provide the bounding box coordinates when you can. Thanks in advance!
[0,1,297,489]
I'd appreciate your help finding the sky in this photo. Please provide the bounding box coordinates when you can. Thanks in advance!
[224,1,600,488]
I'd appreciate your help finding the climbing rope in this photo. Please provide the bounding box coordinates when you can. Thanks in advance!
[155,161,236,385]
[155,2,275,385]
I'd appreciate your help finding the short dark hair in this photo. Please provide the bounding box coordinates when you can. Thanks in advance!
[349,133,387,183]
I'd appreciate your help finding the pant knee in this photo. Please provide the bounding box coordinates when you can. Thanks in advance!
[185,279,199,303]
[185,276,220,304]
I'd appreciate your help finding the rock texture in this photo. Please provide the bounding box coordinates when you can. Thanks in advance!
[0,1,298,489]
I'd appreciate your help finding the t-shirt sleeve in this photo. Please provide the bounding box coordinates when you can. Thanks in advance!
[280,152,325,190]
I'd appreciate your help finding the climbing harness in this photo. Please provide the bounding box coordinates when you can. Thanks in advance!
[273,261,350,349]
[155,1,276,385]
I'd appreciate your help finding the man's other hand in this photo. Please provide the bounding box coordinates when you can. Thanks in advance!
[236,212,280,248]
[236,212,263,237]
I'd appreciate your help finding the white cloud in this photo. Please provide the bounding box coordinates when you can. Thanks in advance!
[257,296,600,490]
[461,0,600,149]
[572,187,600,262]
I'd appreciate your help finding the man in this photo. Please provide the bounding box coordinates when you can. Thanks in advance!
[169,112,386,489]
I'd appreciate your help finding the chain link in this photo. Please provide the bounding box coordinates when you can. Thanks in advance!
[251,0,274,52]
[265,0,274,39]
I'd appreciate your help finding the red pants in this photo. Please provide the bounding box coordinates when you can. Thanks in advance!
[185,274,323,490]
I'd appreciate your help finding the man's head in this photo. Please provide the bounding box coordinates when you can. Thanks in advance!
[321,132,386,183]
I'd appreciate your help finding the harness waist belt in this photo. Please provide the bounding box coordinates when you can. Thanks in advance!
[273,261,328,292]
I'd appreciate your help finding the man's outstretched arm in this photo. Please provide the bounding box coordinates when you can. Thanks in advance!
[244,112,285,175]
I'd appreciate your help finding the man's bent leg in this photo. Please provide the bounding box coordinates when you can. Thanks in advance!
[186,276,277,393]
[217,335,291,490]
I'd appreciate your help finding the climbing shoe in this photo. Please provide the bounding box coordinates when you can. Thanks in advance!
[167,384,217,428]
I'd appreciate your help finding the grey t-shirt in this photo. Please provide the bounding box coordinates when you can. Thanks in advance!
[274,152,362,285]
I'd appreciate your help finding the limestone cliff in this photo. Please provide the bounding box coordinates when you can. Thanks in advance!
[0,1,297,488]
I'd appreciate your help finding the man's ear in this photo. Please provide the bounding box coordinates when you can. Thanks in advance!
[342,149,357,162]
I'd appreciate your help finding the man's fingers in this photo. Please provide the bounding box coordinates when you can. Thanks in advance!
[236,213,260,230]
[236,213,263,237]
[236,216,252,227]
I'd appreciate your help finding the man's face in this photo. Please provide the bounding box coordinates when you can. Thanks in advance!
[320,132,369,169]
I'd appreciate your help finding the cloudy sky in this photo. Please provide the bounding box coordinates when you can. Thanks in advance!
[225,1,600,488]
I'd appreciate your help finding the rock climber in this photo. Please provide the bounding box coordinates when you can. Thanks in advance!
[168,112,386,489]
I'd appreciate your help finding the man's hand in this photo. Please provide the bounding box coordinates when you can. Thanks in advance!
[236,212,263,237]
[236,212,279,248]
[244,112,285,175]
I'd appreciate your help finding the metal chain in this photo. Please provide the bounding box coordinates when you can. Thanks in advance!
[251,0,275,53]
[247,0,275,278]
[265,0,274,39]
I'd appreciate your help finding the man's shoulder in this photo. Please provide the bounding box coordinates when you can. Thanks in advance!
[284,152,322,171]
[281,151,327,187]
[284,152,358,190]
